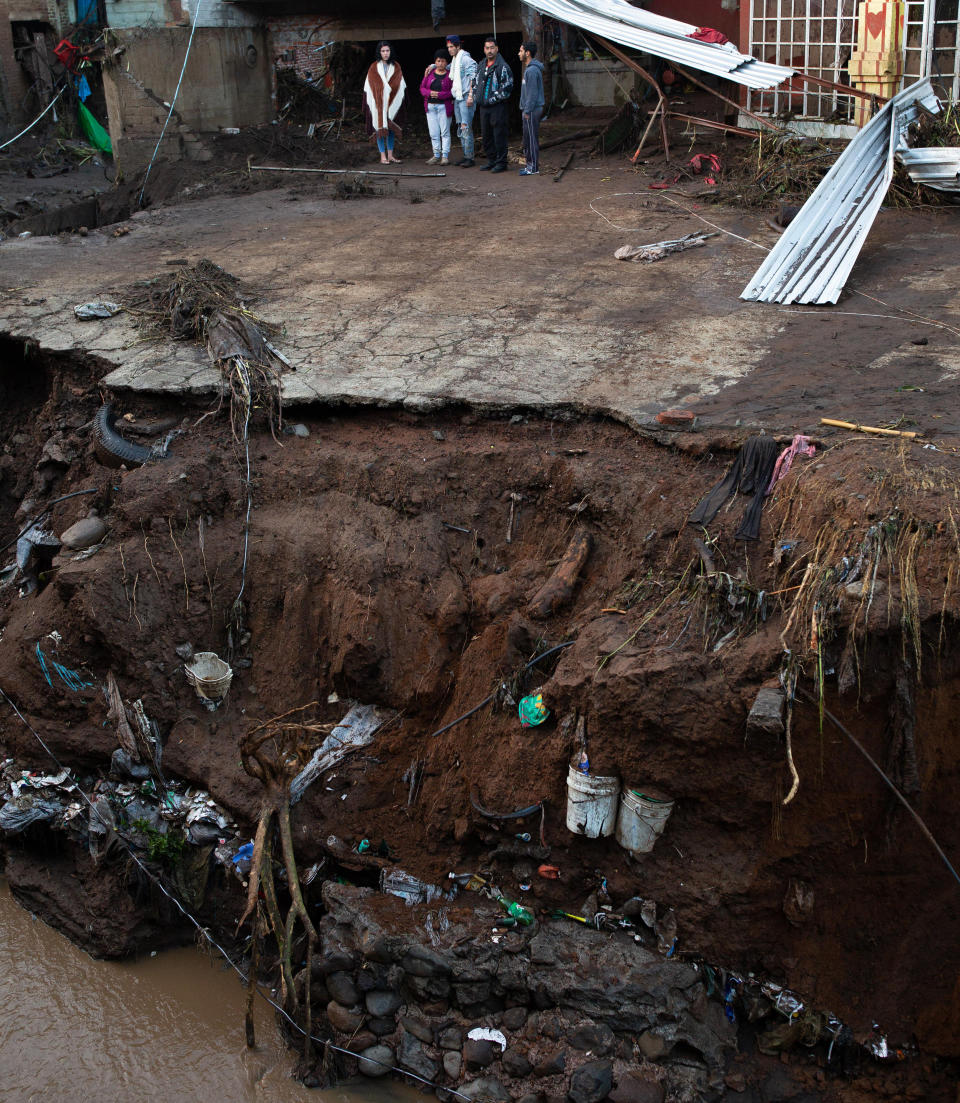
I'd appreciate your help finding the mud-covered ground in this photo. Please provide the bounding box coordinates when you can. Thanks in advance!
[0,336,958,1100]
[1,109,959,1101]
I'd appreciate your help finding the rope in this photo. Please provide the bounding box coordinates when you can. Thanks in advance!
[138,0,203,207]
[232,357,254,612]
[0,684,473,1099]
[0,87,65,150]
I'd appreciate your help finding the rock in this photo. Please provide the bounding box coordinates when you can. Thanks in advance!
[502,1048,532,1077]
[327,971,360,1006]
[319,948,356,974]
[345,1030,377,1052]
[463,1038,495,1069]
[368,1016,397,1036]
[443,1050,462,1079]
[609,1072,666,1103]
[517,1096,543,1103]
[399,1030,439,1081]
[568,1060,613,1103]
[724,1071,747,1093]
[459,1076,511,1101]
[400,1013,433,1044]
[290,423,310,437]
[636,1031,668,1061]
[502,1006,528,1031]
[529,932,557,965]
[569,1022,615,1055]
[326,1000,364,1033]
[59,516,106,550]
[746,686,785,737]
[401,945,451,978]
[534,1051,566,1076]
[366,989,402,1017]
[439,1026,463,1050]
[621,896,645,920]
[174,642,194,661]
[358,1044,394,1077]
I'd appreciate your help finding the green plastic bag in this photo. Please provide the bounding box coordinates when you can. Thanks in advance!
[78,101,112,155]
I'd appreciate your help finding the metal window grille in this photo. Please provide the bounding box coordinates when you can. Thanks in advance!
[903,0,960,101]
[747,0,860,121]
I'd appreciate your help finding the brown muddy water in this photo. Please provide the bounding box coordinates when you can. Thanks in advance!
[0,880,417,1103]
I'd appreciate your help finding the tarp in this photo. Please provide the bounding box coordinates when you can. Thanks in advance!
[78,101,112,156]
[526,0,794,89]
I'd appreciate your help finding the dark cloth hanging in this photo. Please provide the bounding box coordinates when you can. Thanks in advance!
[431,0,445,30]
[688,435,780,541]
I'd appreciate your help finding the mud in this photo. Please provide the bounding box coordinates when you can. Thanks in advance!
[0,334,958,1101]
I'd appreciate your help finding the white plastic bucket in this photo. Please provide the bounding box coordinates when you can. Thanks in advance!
[185,651,233,702]
[615,785,674,856]
[566,763,619,838]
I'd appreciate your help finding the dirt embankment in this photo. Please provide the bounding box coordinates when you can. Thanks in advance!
[0,340,958,1100]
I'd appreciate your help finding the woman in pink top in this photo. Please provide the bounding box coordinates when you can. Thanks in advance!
[420,49,454,165]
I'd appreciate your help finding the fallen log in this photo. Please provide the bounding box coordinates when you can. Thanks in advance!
[554,151,574,182]
[539,128,600,151]
[528,530,593,618]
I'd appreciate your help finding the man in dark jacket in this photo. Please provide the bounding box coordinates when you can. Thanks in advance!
[518,41,545,176]
[470,35,513,173]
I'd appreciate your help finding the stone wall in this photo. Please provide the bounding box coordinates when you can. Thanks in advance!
[306,882,735,1101]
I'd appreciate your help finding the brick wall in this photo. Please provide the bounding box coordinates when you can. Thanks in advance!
[0,0,73,124]
[104,0,257,30]
[268,14,335,79]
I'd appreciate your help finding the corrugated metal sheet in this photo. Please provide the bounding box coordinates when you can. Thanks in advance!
[527,0,795,89]
[741,79,943,306]
[897,147,960,192]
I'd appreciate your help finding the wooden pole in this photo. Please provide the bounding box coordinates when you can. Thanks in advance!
[820,418,918,439]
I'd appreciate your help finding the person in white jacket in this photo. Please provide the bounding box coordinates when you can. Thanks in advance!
[363,41,405,164]
[446,35,478,167]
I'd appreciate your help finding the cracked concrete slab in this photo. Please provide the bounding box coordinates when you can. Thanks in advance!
[1,166,958,437]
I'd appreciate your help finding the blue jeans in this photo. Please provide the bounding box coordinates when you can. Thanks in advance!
[426,103,451,157]
[376,132,395,154]
[453,98,475,160]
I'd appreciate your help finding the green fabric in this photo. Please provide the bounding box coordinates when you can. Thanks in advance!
[78,101,112,155]
[518,693,549,727]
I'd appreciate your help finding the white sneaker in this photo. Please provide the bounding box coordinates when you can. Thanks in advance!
[440,156,449,165]
[425,155,439,165]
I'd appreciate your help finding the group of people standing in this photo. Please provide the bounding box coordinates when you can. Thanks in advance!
[362,35,545,176]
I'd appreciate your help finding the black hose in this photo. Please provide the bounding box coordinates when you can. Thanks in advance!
[470,790,543,820]
[429,640,574,739]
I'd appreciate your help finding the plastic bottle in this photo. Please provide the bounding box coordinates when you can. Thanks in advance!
[497,895,534,926]
[515,832,531,842]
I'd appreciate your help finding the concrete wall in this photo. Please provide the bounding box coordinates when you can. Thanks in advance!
[103,0,258,30]
[102,24,271,168]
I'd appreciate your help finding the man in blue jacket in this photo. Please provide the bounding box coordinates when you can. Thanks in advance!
[470,35,513,174]
[518,41,545,176]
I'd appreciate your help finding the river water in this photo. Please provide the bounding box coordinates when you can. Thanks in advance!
[0,880,417,1103]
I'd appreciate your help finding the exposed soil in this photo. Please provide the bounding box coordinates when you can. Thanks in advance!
[0,332,958,1102]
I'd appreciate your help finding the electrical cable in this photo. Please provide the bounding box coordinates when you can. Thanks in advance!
[0,87,65,150]
[796,686,960,890]
[0,684,473,1099]
[138,0,203,207]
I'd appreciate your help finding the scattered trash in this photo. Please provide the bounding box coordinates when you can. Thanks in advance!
[424,907,450,946]
[515,832,531,842]
[15,524,60,593]
[290,703,396,804]
[767,434,816,491]
[380,868,451,906]
[73,301,122,319]
[518,693,549,727]
[538,864,560,879]
[36,642,92,691]
[614,231,717,263]
[495,892,534,925]
[466,1027,507,1052]
[184,651,233,706]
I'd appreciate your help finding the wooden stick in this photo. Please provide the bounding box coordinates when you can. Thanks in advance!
[670,112,762,138]
[554,151,574,182]
[820,418,918,439]
[248,165,446,178]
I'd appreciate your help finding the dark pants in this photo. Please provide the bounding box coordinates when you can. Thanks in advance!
[522,106,543,172]
[479,101,509,168]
